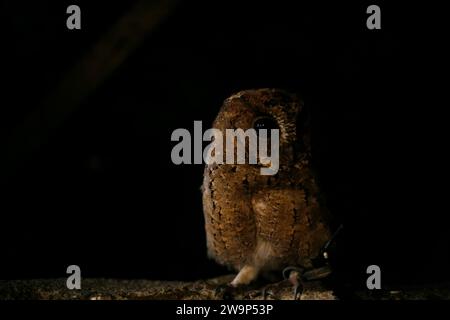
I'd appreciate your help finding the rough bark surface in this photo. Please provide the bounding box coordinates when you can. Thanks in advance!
[1,275,449,300]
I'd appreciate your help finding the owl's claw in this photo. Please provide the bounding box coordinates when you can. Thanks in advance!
[257,268,304,300]
[293,283,302,300]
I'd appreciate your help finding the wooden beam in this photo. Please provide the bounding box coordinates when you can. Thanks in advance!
[2,0,179,179]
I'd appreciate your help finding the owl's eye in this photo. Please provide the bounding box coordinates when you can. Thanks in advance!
[253,117,279,131]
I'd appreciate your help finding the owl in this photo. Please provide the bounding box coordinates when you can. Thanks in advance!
[202,88,336,294]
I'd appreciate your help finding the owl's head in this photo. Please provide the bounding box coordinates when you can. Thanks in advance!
[213,88,310,165]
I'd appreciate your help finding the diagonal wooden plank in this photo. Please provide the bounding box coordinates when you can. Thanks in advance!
[2,0,180,179]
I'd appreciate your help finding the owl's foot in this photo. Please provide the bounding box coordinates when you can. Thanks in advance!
[282,266,304,300]
[255,267,304,300]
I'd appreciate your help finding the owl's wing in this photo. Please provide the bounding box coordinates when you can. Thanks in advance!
[250,189,306,264]
[202,166,257,269]
[251,189,331,269]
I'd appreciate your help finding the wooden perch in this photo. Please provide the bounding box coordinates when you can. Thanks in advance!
[1,275,449,300]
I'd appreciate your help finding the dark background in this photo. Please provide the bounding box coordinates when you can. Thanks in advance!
[0,0,447,288]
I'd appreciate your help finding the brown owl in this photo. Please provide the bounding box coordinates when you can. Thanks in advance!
[202,88,336,297]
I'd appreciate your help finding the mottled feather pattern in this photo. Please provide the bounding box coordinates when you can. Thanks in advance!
[202,88,333,286]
